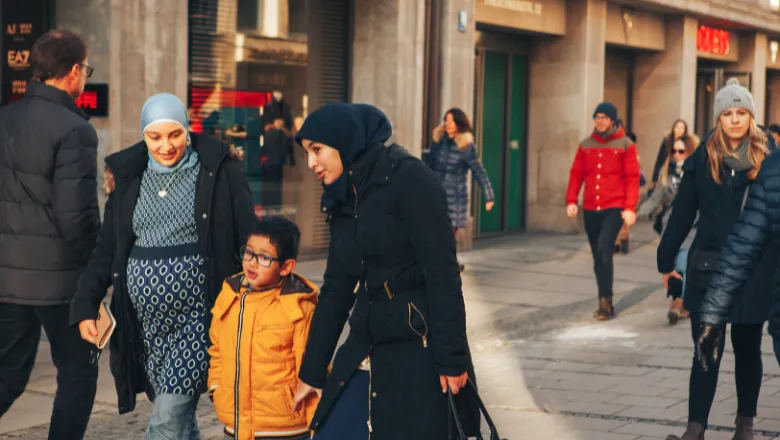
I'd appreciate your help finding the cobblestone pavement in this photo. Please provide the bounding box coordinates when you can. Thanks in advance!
[4,225,780,439]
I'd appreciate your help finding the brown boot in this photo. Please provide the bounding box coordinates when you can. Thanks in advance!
[679,303,691,320]
[668,298,682,325]
[667,422,705,440]
[593,297,615,320]
[732,415,754,440]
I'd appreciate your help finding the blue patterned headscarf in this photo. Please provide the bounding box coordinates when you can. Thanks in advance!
[141,93,197,173]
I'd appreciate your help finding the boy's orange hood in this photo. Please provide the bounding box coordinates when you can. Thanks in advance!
[213,273,318,322]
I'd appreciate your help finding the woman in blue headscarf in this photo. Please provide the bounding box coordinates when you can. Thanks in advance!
[70,93,256,439]
[291,103,479,439]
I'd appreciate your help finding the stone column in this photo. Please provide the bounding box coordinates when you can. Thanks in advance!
[525,0,607,233]
[736,31,768,125]
[109,0,188,154]
[439,0,475,117]
[632,15,698,184]
[351,0,427,156]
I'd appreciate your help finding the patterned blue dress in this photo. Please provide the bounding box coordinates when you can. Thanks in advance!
[127,162,210,396]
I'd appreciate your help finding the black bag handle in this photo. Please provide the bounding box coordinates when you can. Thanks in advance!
[447,378,502,440]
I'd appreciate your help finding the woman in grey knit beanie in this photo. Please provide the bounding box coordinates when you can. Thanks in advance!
[659,77,772,440]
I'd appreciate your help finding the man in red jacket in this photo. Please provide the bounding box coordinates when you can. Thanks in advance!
[566,102,641,320]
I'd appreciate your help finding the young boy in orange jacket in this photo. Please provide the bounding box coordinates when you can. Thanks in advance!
[208,216,318,440]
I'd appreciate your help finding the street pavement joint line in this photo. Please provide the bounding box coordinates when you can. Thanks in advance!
[549,409,780,437]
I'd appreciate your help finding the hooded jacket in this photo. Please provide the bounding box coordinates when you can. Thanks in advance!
[566,126,641,212]
[209,273,319,440]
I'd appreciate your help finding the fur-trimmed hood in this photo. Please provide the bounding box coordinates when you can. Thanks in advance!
[432,125,473,150]
[103,133,244,195]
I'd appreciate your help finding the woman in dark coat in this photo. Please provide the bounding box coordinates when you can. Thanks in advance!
[291,103,478,439]
[425,108,494,270]
[69,94,256,438]
[657,79,776,440]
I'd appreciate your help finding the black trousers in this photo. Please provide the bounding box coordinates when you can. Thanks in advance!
[0,303,98,439]
[688,314,763,427]
[584,208,624,299]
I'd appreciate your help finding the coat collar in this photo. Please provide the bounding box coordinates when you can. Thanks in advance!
[105,133,230,182]
[216,273,318,322]
[432,125,473,150]
[591,126,626,143]
[24,81,88,120]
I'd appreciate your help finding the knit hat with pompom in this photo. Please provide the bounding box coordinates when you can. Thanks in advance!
[713,77,756,120]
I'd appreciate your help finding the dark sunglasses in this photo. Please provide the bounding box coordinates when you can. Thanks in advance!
[79,63,94,78]
[239,246,280,268]
[672,149,686,155]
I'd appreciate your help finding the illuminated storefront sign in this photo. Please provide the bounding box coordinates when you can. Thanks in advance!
[75,83,108,117]
[697,25,730,56]
[1,0,49,105]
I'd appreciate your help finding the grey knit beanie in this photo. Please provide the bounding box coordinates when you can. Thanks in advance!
[713,78,756,120]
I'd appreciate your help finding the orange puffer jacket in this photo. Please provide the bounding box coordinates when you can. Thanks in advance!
[208,273,319,440]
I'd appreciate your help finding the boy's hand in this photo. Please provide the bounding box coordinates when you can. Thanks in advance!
[292,381,321,412]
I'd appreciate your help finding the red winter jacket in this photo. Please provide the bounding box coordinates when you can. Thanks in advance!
[566,127,641,212]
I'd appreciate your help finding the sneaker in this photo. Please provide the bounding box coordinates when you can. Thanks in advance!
[593,297,615,320]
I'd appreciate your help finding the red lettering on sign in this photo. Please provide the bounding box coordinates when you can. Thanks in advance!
[75,91,98,109]
[697,26,730,56]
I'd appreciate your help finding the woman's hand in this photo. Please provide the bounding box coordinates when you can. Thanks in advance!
[566,204,578,218]
[78,320,98,345]
[440,372,469,395]
[621,210,637,226]
[292,381,322,412]
[485,201,495,212]
[695,324,722,372]
[661,271,683,289]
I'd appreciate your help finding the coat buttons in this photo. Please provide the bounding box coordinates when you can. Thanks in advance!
[598,164,602,169]
[209,172,214,177]
[596,185,600,190]
[202,213,208,219]
[597,206,601,211]
[349,170,353,176]
[113,273,118,278]
[597,175,601,179]
[340,381,345,387]
[372,392,377,398]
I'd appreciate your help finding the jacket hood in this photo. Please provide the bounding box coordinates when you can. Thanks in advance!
[432,125,473,150]
[591,126,627,144]
[102,133,244,194]
[214,273,318,323]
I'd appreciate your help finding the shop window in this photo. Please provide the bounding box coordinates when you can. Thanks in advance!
[189,0,309,221]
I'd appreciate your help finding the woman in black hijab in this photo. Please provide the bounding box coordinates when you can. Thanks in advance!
[290,103,477,439]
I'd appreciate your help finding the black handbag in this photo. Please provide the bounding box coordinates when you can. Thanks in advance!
[687,184,751,290]
[447,378,502,440]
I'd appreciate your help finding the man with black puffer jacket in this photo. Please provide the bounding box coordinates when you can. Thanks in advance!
[0,30,100,440]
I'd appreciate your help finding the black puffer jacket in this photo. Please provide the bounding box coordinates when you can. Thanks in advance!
[69,134,256,414]
[658,133,778,324]
[700,150,780,329]
[0,81,100,305]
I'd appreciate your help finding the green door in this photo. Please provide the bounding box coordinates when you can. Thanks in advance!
[476,51,528,234]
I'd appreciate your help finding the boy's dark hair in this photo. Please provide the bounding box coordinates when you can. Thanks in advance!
[249,216,300,262]
[32,30,87,81]
[769,124,780,136]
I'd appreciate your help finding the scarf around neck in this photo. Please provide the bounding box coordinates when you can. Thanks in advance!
[723,137,752,173]
[147,147,199,174]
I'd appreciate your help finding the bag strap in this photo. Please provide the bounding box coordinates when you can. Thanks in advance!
[447,378,503,440]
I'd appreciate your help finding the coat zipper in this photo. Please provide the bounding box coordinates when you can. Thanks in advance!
[408,302,429,348]
[233,290,249,440]
[352,182,373,438]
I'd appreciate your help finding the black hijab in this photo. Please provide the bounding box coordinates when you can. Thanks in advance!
[296,103,392,209]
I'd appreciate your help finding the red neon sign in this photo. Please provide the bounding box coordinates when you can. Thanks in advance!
[75,91,98,109]
[697,25,730,56]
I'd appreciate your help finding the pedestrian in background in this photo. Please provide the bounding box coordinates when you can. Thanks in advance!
[768,123,780,147]
[637,135,697,325]
[652,119,691,190]
[0,30,101,440]
[426,108,495,271]
[71,93,256,439]
[566,102,641,320]
[658,78,776,440]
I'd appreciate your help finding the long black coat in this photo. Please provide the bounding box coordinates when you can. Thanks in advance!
[658,134,779,324]
[69,134,256,414]
[298,144,478,439]
[0,81,100,305]
[700,150,780,331]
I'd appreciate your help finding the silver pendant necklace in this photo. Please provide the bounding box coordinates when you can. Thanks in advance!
[158,173,178,198]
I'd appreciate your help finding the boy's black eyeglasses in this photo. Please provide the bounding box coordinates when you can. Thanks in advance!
[80,63,94,78]
[240,246,280,268]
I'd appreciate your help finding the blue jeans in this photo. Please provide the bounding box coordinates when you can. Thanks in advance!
[675,248,689,298]
[146,393,202,440]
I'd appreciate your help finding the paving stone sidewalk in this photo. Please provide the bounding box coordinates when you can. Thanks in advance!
[5,224,779,439]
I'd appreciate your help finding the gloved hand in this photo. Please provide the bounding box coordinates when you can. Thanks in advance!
[695,324,722,372]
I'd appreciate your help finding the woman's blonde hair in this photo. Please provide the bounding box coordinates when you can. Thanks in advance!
[707,117,768,184]
[660,135,697,186]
